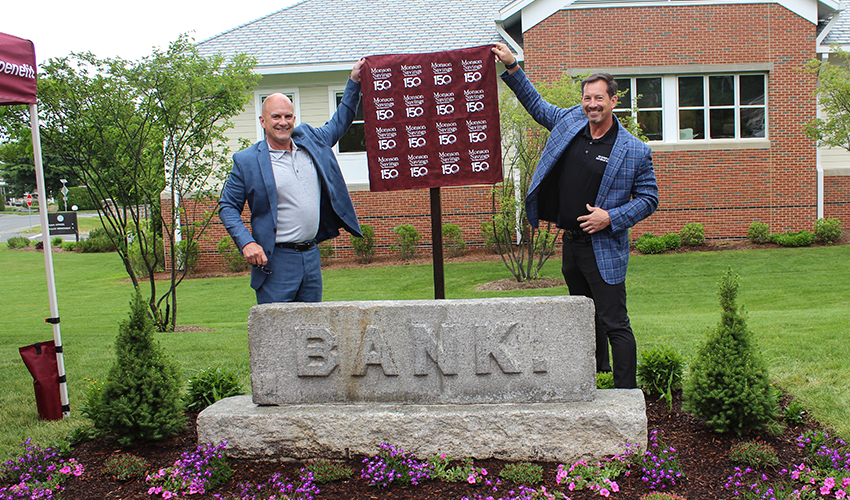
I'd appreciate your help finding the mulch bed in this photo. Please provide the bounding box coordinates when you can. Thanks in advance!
[58,390,819,499]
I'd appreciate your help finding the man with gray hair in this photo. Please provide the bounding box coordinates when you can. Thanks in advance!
[219,60,365,304]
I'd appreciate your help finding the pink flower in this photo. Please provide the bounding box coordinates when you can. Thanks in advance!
[468,474,477,484]
[148,486,162,495]
[844,478,850,488]
[821,485,833,496]
[826,478,837,488]
[568,482,576,491]
[599,488,610,497]
[835,490,846,500]
[162,491,174,499]
[481,468,488,476]
[610,481,620,492]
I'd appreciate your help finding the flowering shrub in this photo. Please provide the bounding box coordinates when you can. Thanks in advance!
[633,430,684,490]
[555,458,623,497]
[429,455,489,484]
[797,430,850,472]
[0,439,85,500]
[462,480,563,500]
[500,462,544,485]
[213,470,320,500]
[725,464,850,499]
[360,443,431,487]
[146,441,231,498]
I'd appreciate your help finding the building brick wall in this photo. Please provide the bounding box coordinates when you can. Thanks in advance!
[164,185,500,270]
[825,176,850,222]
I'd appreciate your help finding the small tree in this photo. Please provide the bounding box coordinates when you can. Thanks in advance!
[683,269,777,435]
[93,290,184,446]
[804,46,850,153]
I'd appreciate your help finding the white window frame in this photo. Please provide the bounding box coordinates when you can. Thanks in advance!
[606,73,769,149]
[253,88,301,142]
[329,86,369,187]
[675,74,768,142]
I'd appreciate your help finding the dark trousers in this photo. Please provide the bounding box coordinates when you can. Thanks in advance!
[561,236,637,388]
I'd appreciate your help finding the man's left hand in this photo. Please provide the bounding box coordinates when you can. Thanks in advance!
[350,58,365,83]
[578,204,610,234]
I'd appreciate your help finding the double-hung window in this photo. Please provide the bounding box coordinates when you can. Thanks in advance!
[614,77,663,141]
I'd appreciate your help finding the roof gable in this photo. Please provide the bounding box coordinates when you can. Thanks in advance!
[501,0,838,32]
[820,0,850,47]
[198,0,508,72]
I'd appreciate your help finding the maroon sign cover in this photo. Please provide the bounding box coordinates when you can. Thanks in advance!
[0,32,38,105]
[362,45,502,192]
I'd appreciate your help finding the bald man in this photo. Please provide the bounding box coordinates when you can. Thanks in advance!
[219,60,365,304]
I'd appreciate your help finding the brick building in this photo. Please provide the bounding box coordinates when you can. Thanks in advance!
[174,0,848,270]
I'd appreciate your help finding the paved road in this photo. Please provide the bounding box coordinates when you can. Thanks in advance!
[0,211,95,243]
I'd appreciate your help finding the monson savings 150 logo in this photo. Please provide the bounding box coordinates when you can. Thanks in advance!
[431,61,453,86]
[378,156,400,180]
[374,97,395,121]
[371,67,393,91]
[402,64,423,88]
[436,122,458,146]
[376,126,398,151]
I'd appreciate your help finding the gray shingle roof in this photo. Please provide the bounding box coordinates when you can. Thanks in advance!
[822,0,850,44]
[198,0,509,68]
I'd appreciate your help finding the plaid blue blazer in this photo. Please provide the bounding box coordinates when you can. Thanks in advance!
[503,68,658,285]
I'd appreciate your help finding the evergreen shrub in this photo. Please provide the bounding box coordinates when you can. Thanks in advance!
[679,223,705,246]
[442,223,466,257]
[770,230,815,247]
[683,269,778,435]
[392,224,421,260]
[216,237,249,273]
[747,221,770,244]
[92,290,185,446]
[814,217,842,244]
[51,236,63,247]
[350,224,376,264]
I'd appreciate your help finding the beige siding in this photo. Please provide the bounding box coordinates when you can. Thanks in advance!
[822,146,850,176]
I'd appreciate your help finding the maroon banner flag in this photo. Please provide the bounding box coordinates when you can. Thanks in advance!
[362,45,502,192]
[0,32,37,105]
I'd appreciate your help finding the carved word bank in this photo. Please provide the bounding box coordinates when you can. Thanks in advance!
[248,297,597,405]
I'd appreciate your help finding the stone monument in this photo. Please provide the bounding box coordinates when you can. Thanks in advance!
[198,296,647,462]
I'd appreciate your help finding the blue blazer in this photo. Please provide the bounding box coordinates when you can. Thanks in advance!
[219,78,363,290]
[502,68,658,285]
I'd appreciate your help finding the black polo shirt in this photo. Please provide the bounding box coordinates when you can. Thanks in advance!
[555,120,618,231]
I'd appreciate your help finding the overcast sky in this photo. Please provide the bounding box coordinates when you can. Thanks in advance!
[2,0,299,65]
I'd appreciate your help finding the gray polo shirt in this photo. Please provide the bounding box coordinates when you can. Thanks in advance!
[269,141,320,243]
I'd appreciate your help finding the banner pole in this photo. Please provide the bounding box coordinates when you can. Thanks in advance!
[430,187,445,299]
[30,103,70,418]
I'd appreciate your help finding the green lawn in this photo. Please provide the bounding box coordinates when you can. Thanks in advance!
[1,244,848,459]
